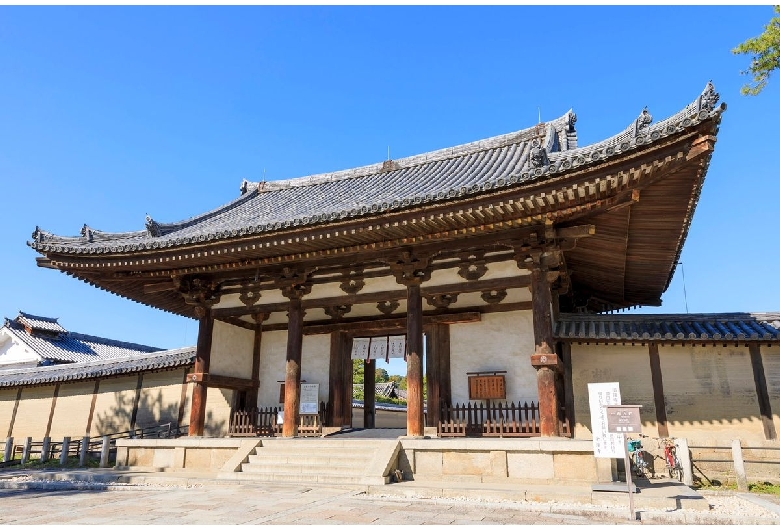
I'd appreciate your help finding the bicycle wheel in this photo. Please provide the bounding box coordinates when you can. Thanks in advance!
[674,466,683,482]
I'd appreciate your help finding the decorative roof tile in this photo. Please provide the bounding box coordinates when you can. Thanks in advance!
[16,312,67,334]
[3,314,161,364]
[555,312,780,342]
[28,82,726,256]
[0,346,195,387]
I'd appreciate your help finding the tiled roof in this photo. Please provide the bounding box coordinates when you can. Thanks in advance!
[0,346,195,387]
[17,312,67,334]
[3,315,162,364]
[28,82,725,256]
[555,313,780,342]
[375,381,398,398]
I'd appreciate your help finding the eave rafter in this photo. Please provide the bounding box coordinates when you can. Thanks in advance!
[44,133,696,278]
[36,107,721,316]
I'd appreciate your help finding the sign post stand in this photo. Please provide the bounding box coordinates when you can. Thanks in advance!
[605,404,643,521]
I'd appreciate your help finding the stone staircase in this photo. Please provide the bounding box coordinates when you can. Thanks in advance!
[220,438,401,486]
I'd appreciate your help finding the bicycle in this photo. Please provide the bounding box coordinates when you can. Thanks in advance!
[627,437,651,478]
[661,438,684,481]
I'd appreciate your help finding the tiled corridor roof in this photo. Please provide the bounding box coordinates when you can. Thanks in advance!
[555,313,780,342]
[0,346,196,387]
[2,312,162,364]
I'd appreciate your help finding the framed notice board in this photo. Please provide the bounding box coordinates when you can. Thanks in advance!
[467,373,506,400]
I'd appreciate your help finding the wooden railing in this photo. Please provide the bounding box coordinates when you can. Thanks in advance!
[1,422,185,468]
[229,403,326,437]
[439,401,571,438]
[439,401,535,437]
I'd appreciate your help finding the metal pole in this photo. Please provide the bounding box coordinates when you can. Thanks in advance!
[624,434,635,521]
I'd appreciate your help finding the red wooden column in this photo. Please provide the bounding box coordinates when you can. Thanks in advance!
[425,323,451,428]
[389,252,430,438]
[406,283,425,436]
[364,359,376,428]
[247,312,267,411]
[528,257,561,437]
[282,295,305,437]
[328,331,352,427]
[189,305,214,437]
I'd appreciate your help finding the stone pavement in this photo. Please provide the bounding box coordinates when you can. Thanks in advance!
[0,468,778,525]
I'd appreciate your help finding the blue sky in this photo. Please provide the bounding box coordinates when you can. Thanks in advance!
[1,6,778,376]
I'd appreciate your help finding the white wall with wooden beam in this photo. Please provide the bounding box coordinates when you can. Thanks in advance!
[450,310,537,404]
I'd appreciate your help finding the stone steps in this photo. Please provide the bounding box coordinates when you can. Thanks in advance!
[247,454,362,466]
[230,438,396,486]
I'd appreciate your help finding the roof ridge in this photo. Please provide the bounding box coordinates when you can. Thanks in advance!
[558,312,780,321]
[17,311,60,323]
[242,110,576,194]
[28,82,724,256]
[67,331,162,352]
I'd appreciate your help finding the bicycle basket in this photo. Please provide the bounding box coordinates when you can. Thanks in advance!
[627,440,642,452]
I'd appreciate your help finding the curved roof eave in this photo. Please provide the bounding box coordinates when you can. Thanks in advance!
[28,82,724,257]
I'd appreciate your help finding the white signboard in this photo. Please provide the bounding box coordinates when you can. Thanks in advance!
[369,337,388,361]
[350,337,370,360]
[588,382,625,458]
[388,335,406,359]
[300,383,319,414]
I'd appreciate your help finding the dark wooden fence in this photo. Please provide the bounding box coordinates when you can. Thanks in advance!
[438,401,571,438]
[228,403,327,437]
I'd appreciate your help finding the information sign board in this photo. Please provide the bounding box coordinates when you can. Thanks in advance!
[388,336,406,359]
[369,337,388,361]
[299,383,319,414]
[468,375,506,400]
[587,382,625,458]
[605,405,642,434]
[350,337,370,360]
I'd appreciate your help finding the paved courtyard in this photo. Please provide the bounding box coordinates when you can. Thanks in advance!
[0,483,637,525]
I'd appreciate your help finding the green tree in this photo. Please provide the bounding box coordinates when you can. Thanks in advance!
[352,359,364,384]
[389,374,406,389]
[733,6,780,95]
[375,368,389,382]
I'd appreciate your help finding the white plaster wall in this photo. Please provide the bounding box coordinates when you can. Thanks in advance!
[301,334,331,404]
[449,310,537,404]
[257,330,287,407]
[659,344,764,441]
[0,330,40,367]
[209,320,254,379]
[255,330,331,408]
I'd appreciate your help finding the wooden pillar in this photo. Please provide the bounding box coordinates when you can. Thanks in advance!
[648,343,669,438]
[749,344,777,440]
[425,324,451,428]
[364,359,376,428]
[328,331,352,427]
[130,374,144,432]
[45,383,60,439]
[406,283,425,436]
[528,260,561,437]
[188,306,214,437]
[389,252,429,437]
[85,380,100,437]
[283,296,304,437]
[247,313,266,410]
[560,342,575,437]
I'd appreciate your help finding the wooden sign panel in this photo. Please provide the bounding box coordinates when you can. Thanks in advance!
[468,375,506,400]
[605,405,642,434]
